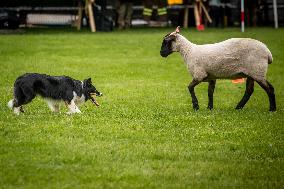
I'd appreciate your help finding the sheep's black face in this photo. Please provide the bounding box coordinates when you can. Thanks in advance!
[160,34,176,57]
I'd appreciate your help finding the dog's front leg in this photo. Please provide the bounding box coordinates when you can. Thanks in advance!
[13,107,21,115]
[65,100,81,115]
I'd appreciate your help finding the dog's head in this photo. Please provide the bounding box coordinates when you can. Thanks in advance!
[160,26,180,57]
[83,78,103,106]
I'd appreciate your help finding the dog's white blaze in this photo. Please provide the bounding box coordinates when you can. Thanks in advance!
[73,91,86,106]
[8,99,14,109]
[45,98,60,112]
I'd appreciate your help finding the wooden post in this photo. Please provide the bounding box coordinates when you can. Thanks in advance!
[194,3,200,26]
[77,0,83,30]
[183,5,189,28]
[273,0,278,29]
[200,1,212,23]
[241,0,244,32]
[87,0,96,32]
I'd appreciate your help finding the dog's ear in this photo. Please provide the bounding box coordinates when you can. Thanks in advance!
[86,78,92,84]
[83,78,92,87]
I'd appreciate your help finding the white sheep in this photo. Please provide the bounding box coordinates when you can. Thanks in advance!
[160,26,276,111]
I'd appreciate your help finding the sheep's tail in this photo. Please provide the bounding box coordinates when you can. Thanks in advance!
[267,49,273,64]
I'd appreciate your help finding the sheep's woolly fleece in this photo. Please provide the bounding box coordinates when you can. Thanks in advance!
[172,33,273,81]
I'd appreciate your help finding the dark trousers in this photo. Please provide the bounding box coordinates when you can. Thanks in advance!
[143,0,167,22]
[117,0,133,28]
[210,6,221,27]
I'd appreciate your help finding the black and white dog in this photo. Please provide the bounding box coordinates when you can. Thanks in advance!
[8,73,103,115]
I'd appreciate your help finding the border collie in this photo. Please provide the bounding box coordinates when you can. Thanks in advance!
[8,73,103,115]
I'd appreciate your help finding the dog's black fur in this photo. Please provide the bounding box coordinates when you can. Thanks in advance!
[9,73,102,112]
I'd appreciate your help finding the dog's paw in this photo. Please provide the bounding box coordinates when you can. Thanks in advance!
[66,110,81,115]
[13,107,21,115]
[66,111,73,115]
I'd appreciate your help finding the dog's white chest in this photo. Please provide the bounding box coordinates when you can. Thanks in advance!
[73,91,86,105]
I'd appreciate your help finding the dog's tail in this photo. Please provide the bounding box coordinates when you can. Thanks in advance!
[8,99,14,109]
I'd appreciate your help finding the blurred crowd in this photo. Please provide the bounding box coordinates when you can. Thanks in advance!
[111,0,270,30]
[0,0,276,30]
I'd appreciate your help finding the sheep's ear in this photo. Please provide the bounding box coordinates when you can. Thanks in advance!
[167,34,176,41]
[175,26,180,33]
[168,27,180,38]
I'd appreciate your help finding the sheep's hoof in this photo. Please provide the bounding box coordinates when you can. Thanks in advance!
[193,105,199,111]
[207,106,213,110]
[235,106,243,110]
[269,107,276,112]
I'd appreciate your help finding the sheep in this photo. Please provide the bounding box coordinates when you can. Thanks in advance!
[160,26,276,111]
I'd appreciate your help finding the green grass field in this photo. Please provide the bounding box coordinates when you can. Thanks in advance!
[0,27,283,189]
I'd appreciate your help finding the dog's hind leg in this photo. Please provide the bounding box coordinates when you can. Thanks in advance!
[46,99,60,112]
[11,99,21,115]
[21,87,36,105]
[7,99,22,115]
[12,86,36,115]
[8,86,25,115]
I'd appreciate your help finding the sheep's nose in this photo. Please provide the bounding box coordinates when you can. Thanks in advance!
[160,51,168,57]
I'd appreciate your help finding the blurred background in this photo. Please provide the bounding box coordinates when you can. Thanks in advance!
[0,0,283,31]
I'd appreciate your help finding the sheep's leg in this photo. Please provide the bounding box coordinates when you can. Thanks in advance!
[236,77,254,110]
[207,80,216,110]
[255,79,276,111]
[188,80,202,110]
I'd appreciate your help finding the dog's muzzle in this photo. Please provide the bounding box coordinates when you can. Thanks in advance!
[90,92,103,107]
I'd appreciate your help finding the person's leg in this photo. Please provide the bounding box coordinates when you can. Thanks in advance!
[157,0,167,23]
[125,2,133,28]
[143,0,153,23]
[117,2,126,29]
